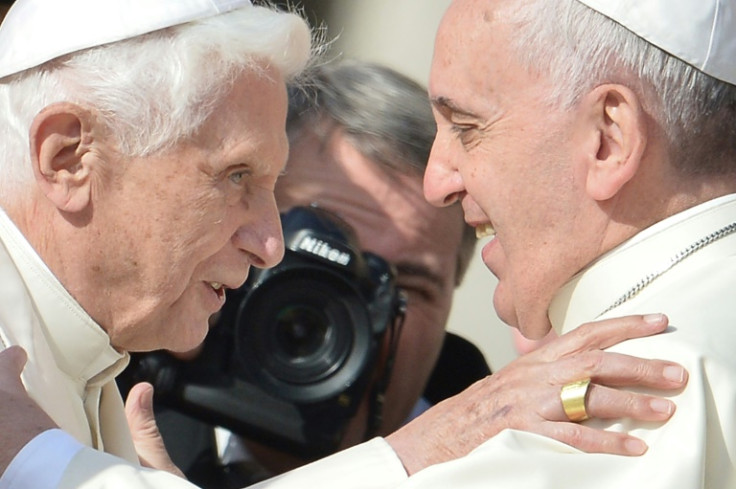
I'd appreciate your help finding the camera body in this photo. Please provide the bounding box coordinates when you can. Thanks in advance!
[120,206,405,458]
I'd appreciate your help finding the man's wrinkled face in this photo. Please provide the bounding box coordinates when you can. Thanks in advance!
[424,0,591,339]
[275,125,465,445]
[89,68,289,352]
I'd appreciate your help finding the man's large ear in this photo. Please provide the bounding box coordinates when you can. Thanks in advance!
[577,84,647,202]
[29,103,97,213]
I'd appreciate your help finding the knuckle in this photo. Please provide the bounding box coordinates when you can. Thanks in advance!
[606,433,636,455]
[626,360,653,384]
[563,424,586,447]
[573,350,604,375]
[571,324,599,346]
[623,393,644,414]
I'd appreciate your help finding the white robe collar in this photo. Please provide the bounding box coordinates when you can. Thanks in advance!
[550,194,736,335]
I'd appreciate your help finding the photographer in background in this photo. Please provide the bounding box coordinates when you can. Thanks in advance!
[121,59,486,487]
[276,59,482,449]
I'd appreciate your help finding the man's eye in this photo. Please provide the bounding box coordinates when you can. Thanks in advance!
[398,284,436,304]
[450,123,474,135]
[448,123,482,149]
[229,171,247,184]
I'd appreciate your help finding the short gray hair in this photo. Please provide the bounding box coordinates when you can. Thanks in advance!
[0,3,318,200]
[509,0,736,176]
[287,59,436,176]
[287,60,477,285]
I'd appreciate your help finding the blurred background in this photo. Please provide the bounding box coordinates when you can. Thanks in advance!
[285,0,517,371]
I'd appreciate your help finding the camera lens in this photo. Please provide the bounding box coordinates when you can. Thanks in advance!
[235,269,374,403]
[271,302,344,380]
[253,288,351,385]
[275,305,329,359]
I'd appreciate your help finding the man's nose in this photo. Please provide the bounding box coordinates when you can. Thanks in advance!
[233,199,285,269]
[423,139,464,207]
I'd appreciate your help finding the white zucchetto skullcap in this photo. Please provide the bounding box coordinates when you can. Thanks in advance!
[0,0,253,80]
[576,0,736,86]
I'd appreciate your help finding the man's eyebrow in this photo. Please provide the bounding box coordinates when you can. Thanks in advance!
[431,96,474,117]
[395,261,446,289]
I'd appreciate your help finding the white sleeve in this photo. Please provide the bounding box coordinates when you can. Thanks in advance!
[60,437,405,489]
[249,438,408,489]
[0,429,201,489]
[0,432,406,489]
[0,429,83,489]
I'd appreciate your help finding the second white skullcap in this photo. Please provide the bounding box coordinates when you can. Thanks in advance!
[576,0,736,86]
[0,0,253,80]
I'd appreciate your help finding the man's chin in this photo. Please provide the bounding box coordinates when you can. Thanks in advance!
[492,287,519,328]
[163,319,210,355]
[513,313,555,341]
[168,340,206,360]
[493,286,554,339]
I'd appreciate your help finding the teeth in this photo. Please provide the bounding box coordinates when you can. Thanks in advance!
[475,223,496,239]
[209,282,222,290]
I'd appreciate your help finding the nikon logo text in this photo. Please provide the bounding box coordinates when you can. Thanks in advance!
[298,237,351,265]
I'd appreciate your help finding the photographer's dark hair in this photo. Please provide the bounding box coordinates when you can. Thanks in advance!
[287,60,435,176]
[287,60,477,285]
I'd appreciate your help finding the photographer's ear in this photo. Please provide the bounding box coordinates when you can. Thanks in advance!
[30,103,100,213]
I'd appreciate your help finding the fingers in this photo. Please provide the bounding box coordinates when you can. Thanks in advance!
[543,353,684,424]
[537,378,678,425]
[589,351,688,389]
[585,383,676,421]
[537,313,669,359]
[540,422,649,456]
[548,349,688,389]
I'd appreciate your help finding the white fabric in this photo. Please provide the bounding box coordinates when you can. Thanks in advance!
[575,0,736,86]
[3,431,407,489]
[53,437,404,489]
[0,0,252,79]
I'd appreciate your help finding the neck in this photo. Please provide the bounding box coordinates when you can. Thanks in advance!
[7,195,96,316]
[598,162,736,254]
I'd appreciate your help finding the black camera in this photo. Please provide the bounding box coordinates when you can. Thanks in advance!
[118,206,406,458]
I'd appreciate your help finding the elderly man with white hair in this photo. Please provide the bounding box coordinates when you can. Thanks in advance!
[413,0,736,487]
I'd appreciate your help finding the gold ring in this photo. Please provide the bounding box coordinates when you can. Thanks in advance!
[560,378,591,422]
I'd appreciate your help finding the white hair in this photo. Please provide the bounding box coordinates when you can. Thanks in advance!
[0,3,318,199]
[508,0,736,175]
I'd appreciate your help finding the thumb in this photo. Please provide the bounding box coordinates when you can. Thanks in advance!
[124,382,186,479]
